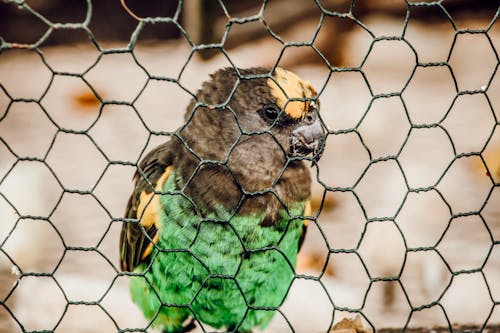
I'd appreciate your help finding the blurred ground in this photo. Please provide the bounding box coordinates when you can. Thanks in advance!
[1,5,500,333]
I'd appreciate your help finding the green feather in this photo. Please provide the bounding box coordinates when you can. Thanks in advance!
[130,171,306,332]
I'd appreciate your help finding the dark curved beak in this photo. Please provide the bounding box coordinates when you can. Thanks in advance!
[290,113,326,161]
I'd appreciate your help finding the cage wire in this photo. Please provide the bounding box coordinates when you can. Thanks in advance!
[0,0,499,332]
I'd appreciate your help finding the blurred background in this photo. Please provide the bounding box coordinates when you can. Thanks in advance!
[0,0,499,332]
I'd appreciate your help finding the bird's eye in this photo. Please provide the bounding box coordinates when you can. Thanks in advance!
[261,104,280,121]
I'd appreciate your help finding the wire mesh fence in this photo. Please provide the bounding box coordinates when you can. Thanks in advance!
[0,0,499,332]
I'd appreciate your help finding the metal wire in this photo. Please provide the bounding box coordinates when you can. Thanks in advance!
[0,0,499,332]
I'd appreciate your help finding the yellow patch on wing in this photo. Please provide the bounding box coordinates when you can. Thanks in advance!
[155,166,173,192]
[136,166,173,226]
[267,67,317,119]
[141,233,160,260]
[136,191,160,229]
[303,199,312,227]
[136,166,172,259]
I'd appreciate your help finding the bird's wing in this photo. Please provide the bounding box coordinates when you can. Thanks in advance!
[298,199,312,252]
[120,141,175,272]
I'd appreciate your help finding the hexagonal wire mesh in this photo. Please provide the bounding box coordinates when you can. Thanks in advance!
[0,0,499,332]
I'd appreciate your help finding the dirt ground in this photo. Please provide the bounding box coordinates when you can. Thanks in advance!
[0,11,499,333]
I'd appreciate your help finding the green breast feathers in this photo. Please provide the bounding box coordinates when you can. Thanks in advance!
[129,168,308,333]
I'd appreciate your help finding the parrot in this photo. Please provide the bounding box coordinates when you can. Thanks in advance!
[119,67,326,333]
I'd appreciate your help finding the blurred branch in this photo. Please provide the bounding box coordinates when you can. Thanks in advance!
[120,0,142,21]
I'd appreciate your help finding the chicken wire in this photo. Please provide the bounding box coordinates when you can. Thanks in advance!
[0,0,499,332]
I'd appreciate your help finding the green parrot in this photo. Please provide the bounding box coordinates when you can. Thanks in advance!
[119,67,326,333]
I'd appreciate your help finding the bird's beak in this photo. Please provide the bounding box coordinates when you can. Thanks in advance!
[290,113,326,161]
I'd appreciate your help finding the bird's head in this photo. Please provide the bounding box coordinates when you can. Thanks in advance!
[181,67,326,165]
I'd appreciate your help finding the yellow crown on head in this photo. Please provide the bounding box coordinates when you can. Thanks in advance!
[267,67,318,120]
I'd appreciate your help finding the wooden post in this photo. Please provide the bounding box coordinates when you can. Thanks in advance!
[183,0,219,59]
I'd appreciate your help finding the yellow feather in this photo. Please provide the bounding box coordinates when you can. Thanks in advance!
[138,166,173,259]
[267,67,317,119]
